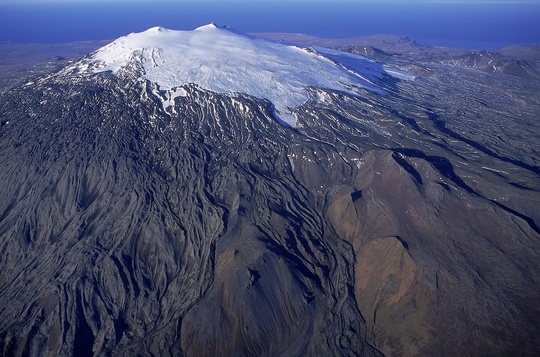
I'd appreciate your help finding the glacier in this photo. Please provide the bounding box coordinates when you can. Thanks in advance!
[69,23,400,126]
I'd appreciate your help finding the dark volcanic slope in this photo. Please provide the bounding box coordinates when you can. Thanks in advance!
[0,38,539,356]
[0,74,381,356]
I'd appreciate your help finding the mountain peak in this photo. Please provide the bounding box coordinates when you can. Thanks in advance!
[65,24,404,126]
[148,26,164,32]
[194,22,219,31]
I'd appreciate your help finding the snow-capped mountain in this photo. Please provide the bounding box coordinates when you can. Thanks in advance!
[1,24,539,357]
[62,23,406,125]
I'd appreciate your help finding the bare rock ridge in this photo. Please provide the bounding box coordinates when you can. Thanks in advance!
[0,25,539,356]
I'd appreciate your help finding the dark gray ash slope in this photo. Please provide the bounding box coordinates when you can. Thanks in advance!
[0,73,381,356]
[0,39,540,357]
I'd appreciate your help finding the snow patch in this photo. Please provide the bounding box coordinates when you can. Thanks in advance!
[163,87,188,110]
[384,68,415,81]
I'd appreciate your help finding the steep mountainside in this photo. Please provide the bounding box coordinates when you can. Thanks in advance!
[0,25,539,356]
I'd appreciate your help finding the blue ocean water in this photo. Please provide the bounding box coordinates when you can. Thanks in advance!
[0,1,539,50]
